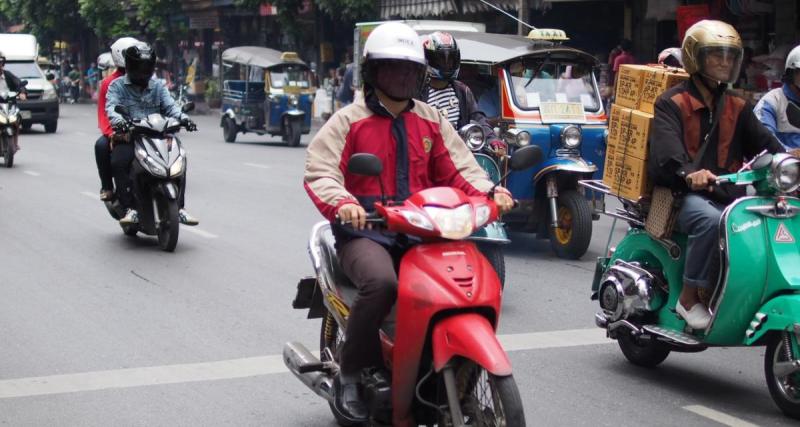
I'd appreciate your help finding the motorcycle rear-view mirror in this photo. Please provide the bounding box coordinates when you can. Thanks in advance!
[114,105,132,120]
[347,153,383,177]
[181,101,195,113]
[787,101,800,129]
[45,73,55,81]
[19,80,27,88]
[752,152,774,170]
[509,145,543,171]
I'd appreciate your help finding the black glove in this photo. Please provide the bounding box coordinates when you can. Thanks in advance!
[181,118,197,131]
[112,121,129,134]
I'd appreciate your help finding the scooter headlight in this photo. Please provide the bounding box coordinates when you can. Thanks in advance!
[0,114,7,125]
[135,145,168,177]
[459,123,485,152]
[169,155,185,176]
[503,128,530,147]
[424,204,475,240]
[561,125,582,149]
[400,210,435,231]
[771,154,800,193]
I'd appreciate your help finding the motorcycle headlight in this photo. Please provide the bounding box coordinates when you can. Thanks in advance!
[771,154,800,193]
[144,157,168,177]
[561,125,582,149]
[169,155,185,176]
[424,204,475,240]
[459,123,485,152]
[0,114,7,125]
[42,86,57,100]
[400,210,434,231]
[475,204,491,228]
[503,128,531,147]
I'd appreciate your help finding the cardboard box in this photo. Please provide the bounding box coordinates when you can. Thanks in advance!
[606,104,653,160]
[603,149,650,201]
[614,65,689,114]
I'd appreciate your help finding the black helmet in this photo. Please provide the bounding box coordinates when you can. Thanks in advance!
[124,42,156,87]
[422,31,460,81]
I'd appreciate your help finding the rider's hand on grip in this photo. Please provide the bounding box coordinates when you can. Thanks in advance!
[686,169,717,192]
[112,121,129,134]
[181,118,197,132]
[336,203,367,230]
[493,187,514,214]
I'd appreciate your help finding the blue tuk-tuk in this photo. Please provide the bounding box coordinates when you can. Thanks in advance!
[220,47,315,147]
[451,29,607,259]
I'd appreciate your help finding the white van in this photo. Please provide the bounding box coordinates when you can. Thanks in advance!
[0,34,59,133]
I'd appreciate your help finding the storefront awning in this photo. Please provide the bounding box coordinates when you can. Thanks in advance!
[380,0,519,19]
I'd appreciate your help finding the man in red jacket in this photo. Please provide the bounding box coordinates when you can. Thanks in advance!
[304,22,513,423]
[96,37,138,201]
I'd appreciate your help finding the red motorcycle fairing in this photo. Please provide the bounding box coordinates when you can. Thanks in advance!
[390,240,504,426]
[431,313,512,375]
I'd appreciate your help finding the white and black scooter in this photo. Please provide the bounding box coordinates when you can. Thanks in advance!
[105,103,196,252]
[0,81,27,168]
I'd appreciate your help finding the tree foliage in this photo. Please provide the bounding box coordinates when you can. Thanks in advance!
[77,0,132,41]
[0,0,85,51]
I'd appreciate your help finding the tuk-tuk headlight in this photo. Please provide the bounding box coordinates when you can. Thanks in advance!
[771,154,800,193]
[289,95,299,108]
[561,125,582,149]
[503,128,531,147]
[459,123,485,151]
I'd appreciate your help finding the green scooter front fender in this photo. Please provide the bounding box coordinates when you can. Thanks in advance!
[745,295,800,347]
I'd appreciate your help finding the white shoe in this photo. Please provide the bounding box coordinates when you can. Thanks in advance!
[676,301,711,330]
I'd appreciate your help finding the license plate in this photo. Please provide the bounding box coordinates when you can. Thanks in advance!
[539,102,586,124]
[20,111,31,120]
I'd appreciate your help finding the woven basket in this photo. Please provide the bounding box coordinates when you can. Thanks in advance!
[645,186,679,239]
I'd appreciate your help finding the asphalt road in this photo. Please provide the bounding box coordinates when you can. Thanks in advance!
[0,104,793,426]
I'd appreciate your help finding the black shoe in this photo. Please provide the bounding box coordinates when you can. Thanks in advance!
[333,375,369,423]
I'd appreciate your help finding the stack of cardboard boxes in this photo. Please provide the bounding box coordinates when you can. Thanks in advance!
[602,65,689,200]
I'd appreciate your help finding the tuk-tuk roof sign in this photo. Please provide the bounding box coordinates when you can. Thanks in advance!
[418,31,597,66]
[527,29,570,41]
[222,46,307,69]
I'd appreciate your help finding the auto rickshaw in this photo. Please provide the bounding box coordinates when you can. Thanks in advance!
[442,29,608,259]
[220,47,315,147]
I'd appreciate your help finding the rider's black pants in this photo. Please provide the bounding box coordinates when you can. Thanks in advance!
[110,143,187,210]
[95,135,113,191]
[337,238,399,378]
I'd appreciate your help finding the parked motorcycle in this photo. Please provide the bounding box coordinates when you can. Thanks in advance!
[586,152,800,419]
[0,85,26,168]
[285,145,541,426]
[104,103,195,252]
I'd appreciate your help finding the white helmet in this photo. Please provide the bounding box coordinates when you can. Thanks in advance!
[110,37,139,69]
[785,45,800,74]
[361,22,426,100]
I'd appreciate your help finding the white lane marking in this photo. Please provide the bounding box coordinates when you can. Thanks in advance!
[0,355,286,399]
[244,162,271,169]
[182,227,219,239]
[683,405,759,427]
[23,171,40,177]
[0,328,609,399]
[81,191,98,200]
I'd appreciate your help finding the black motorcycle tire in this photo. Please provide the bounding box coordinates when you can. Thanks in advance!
[320,311,361,427]
[156,195,180,252]
[222,117,237,143]
[447,363,525,427]
[44,120,57,134]
[765,333,800,420]
[548,190,592,260]
[477,243,505,289]
[122,224,138,237]
[2,134,14,168]
[617,329,671,368]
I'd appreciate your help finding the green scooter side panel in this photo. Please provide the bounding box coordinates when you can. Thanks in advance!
[610,229,687,332]
[745,295,800,346]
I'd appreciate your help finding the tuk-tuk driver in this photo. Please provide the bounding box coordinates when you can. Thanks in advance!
[303,22,513,423]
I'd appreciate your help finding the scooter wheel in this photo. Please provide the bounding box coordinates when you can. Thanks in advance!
[765,332,800,419]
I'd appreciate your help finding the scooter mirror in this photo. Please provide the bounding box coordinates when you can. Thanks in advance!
[19,80,27,88]
[752,153,774,170]
[45,73,55,81]
[348,153,383,177]
[509,145,543,171]
[181,102,195,113]
[787,101,800,129]
[114,105,132,120]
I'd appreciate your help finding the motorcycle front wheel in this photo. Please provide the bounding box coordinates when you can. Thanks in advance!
[765,332,800,420]
[2,134,13,168]
[442,361,525,427]
[155,194,180,252]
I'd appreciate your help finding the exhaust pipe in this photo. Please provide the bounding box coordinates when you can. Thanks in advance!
[283,342,334,402]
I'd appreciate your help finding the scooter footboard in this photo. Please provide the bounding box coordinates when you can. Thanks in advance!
[431,313,512,376]
[745,295,800,346]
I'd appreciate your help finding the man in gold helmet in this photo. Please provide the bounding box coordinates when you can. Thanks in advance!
[648,20,784,330]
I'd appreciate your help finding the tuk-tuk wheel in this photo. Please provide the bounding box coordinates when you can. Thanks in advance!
[222,117,237,143]
[548,190,592,260]
[282,116,302,147]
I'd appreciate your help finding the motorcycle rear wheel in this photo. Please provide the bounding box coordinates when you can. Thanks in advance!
[156,195,180,252]
[765,332,800,420]
[320,311,360,427]
[443,361,525,427]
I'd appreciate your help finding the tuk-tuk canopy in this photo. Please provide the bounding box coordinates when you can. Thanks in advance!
[423,31,598,67]
[221,46,307,69]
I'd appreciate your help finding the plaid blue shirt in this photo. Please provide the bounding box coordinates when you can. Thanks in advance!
[105,75,185,127]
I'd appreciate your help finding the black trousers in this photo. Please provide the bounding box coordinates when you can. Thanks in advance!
[94,135,113,191]
[110,143,187,210]
[336,238,400,376]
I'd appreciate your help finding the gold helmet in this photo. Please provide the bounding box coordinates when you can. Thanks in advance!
[682,20,743,83]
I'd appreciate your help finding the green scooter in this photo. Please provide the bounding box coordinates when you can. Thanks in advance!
[586,151,800,419]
